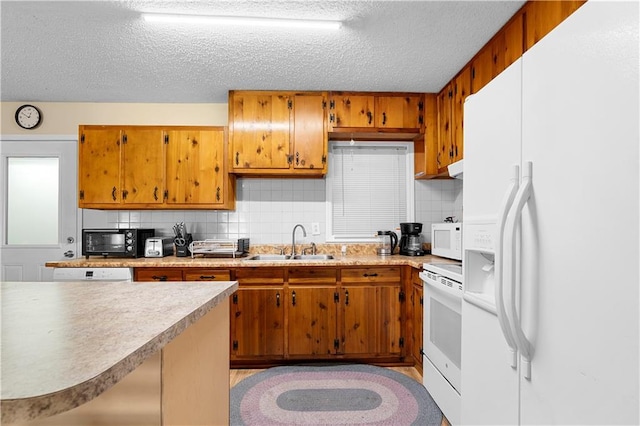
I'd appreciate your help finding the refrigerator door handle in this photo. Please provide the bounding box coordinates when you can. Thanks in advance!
[505,161,534,379]
[495,164,520,368]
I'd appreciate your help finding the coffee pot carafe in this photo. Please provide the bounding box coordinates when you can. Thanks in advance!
[399,222,425,256]
[376,230,398,256]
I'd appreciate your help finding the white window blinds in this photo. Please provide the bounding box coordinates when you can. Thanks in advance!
[327,142,412,240]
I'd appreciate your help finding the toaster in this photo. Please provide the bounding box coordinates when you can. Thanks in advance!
[144,237,174,258]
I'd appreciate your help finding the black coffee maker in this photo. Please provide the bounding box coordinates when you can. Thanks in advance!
[399,222,425,256]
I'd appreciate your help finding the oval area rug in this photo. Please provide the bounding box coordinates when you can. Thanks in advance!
[230,364,443,425]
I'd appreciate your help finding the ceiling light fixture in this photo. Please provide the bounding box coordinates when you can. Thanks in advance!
[141,13,342,30]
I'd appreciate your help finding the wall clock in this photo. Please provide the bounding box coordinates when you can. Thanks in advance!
[15,104,42,129]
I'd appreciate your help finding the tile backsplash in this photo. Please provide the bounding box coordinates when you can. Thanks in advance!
[82,178,463,245]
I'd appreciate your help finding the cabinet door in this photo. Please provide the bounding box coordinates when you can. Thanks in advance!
[121,128,164,205]
[165,128,225,205]
[375,95,422,129]
[78,126,122,205]
[471,45,494,94]
[292,94,327,172]
[230,92,291,170]
[231,287,285,357]
[497,13,524,78]
[377,284,403,355]
[341,284,402,356]
[330,94,375,128]
[437,84,454,171]
[523,1,585,51]
[341,285,377,354]
[452,67,471,162]
[288,286,337,356]
[411,280,424,367]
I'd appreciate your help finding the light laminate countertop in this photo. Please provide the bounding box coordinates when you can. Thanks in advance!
[45,254,447,269]
[0,280,238,423]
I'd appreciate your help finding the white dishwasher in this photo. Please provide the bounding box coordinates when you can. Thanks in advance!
[52,267,133,282]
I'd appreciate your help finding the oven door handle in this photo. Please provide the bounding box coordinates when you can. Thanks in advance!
[496,164,520,369]
[505,161,534,379]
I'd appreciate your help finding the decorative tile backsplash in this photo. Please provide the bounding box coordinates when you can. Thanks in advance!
[82,178,463,245]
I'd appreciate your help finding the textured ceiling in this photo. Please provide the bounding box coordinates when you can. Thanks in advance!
[1,1,526,103]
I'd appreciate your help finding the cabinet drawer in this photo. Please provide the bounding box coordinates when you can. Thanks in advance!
[235,267,285,284]
[135,268,183,282]
[340,267,401,283]
[288,267,337,284]
[184,269,231,281]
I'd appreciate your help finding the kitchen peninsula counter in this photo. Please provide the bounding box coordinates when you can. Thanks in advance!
[0,280,238,424]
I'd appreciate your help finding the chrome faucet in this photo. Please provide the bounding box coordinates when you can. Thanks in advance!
[291,224,307,257]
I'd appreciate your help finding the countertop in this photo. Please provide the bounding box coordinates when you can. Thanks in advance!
[0,280,238,423]
[45,254,450,269]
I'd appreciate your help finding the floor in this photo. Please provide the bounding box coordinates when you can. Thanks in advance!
[9,356,449,426]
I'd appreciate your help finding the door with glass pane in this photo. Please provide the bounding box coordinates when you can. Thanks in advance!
[0,139,78,281]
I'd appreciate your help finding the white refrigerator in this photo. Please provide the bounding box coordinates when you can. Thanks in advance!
[461,1,639,425]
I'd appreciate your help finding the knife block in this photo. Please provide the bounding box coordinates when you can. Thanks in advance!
[175,234,193,257]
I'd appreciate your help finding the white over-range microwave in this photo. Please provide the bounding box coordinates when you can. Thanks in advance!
[431,222,462,260]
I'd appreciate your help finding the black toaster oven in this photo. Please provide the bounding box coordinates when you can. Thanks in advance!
[82,228,154,259]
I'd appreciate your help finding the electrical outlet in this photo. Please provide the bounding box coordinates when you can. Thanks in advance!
[312,222,320,235]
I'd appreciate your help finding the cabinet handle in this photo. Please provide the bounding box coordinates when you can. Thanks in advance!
[367,111,373,125]
[382,112,387,125]
[151,275,168,281]
[292,290,296,306]
[437,152,441,167]
[153,187,158,201]
[295,152,299,166]
[122,189,128,200]
[112,187,117,201]
[199,275,216,280]
[345,290,349,306]
[216,187,221,201]
[235,152,239,166]
[276,292,280,307]
[363,273,378,278]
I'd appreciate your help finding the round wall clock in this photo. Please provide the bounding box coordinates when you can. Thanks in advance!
[15,104,42,129]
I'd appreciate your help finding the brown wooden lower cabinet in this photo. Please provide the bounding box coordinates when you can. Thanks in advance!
[134,265,409,366]
[288,285,337,357]
[410,268,424,372]
[231,286,285,358]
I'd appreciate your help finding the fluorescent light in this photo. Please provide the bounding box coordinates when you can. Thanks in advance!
[142,13,342,30]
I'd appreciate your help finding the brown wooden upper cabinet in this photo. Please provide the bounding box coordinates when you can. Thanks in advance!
[328,92,424,140]
[228,90,328,176]
[78,125,235,210]
[471,13,524,94]
[523,1,586,51]
[164,127,232,208]
[416,0,585,180]
[79,126,164,207]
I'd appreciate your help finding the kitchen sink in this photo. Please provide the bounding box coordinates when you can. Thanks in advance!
[292,254,334,260]
[244,254,335,261]
[244,254,291,261]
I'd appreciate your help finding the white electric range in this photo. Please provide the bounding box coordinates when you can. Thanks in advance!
[419,261,462,426]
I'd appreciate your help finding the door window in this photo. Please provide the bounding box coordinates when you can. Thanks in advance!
[6,157,59,245]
